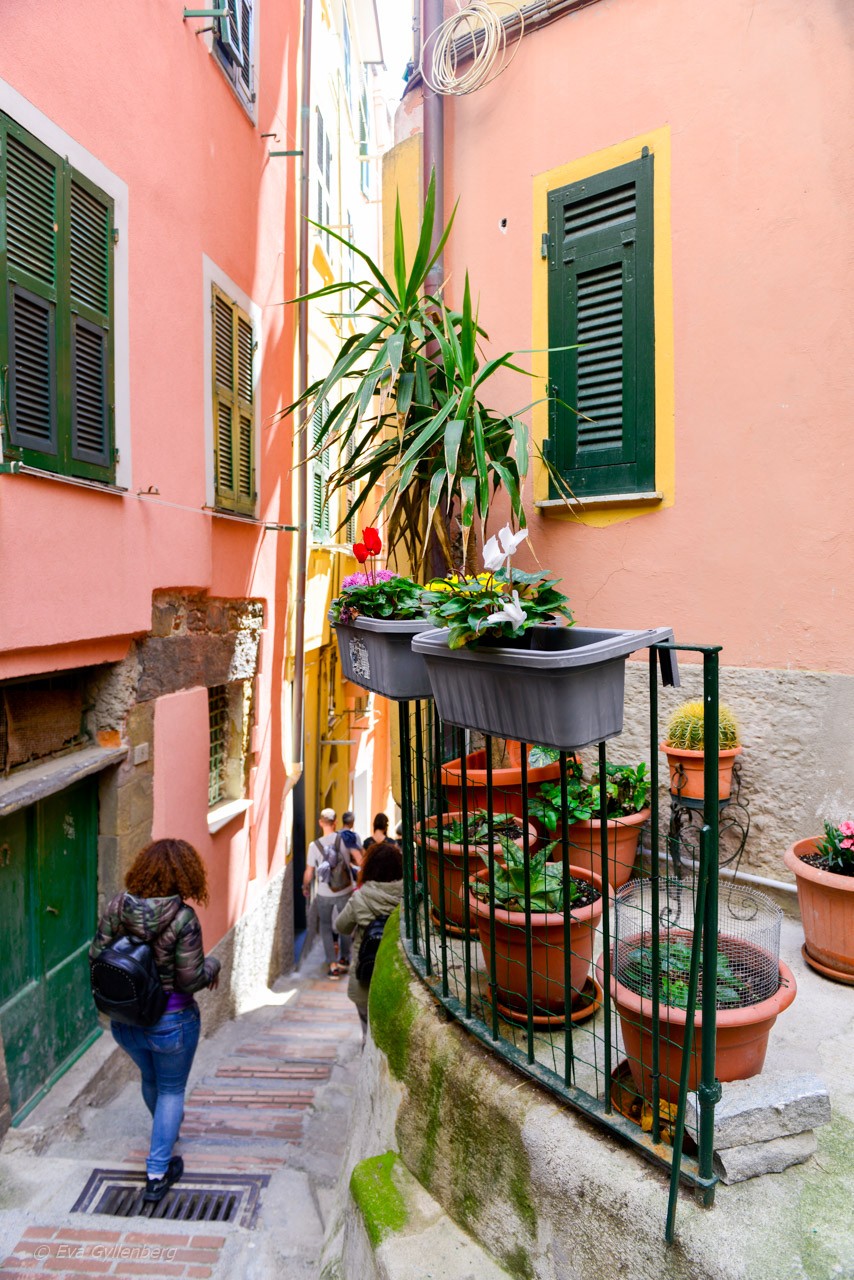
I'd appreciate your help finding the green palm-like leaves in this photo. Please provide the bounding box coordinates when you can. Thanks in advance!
[283,171,541,573]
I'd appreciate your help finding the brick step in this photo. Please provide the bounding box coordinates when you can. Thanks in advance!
[215,1063,331,1080]
[231,1041,339,1061]
[187,1090,315,1108]
[181,1115,305,1140]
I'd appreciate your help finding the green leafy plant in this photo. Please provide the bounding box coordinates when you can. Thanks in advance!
[470,838,592,913]
[424,810,522,846]
[620,938,750,1010]
[530,762,650,832]
[815,819,854,875]
[665,700,740,751]
[528,744,561,768]
[283,172,548,572]
[422,524,573,649]
[330,573,425,624]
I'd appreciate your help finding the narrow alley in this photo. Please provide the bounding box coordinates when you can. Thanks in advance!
[0,945,361,1280]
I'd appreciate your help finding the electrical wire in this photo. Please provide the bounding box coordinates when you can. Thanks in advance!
[420,0,525,97]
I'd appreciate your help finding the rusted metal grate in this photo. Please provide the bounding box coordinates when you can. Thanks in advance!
[71,1169,269,1228]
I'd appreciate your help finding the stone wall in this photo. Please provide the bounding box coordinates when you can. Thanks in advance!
[580,663,854,885]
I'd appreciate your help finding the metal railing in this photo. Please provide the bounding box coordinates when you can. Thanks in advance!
[396,644,724,1241]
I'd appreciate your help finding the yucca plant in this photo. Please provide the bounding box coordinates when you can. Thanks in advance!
[283,172,547,574]
[665,700,740,750]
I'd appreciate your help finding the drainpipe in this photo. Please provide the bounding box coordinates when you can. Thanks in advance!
[291,0,314,930]
[421,0,445,295]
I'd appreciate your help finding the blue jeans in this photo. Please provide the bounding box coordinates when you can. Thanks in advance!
[112,1005,201,1178]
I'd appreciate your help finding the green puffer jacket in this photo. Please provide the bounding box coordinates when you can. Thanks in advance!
[334,879,403,1012]
[89,892,220,994]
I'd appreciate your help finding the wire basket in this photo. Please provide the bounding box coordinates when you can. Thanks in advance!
[612,877,783,1010]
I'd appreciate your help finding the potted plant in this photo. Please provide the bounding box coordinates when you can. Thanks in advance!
[468,840,603,1024]
[440,741,564,829]
[661,699,742,801]
[328,526,432,700]
[416,527,675,750]
[784,820,854,982]
[531,761,651,889]
[601,926,797,1106]
[416,810,536,934]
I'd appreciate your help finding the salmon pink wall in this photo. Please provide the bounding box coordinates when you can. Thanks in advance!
[437,0,854,673]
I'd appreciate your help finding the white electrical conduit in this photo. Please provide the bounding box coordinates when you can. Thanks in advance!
[420,0,525,96]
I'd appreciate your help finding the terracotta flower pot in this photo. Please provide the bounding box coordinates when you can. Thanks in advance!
[660,744,742,801]
[468,866,603,1016]
[417,812,536,932]
[784,837,854,981]
[440,745,564,830]
[601,937,797,1105]
[549,809,650,890]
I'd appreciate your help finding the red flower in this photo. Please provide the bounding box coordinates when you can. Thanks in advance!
[362,526,382,554]
[353,543,369,563]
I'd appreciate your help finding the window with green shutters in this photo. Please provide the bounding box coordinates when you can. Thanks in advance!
[0,112,115,483]
[545,154,655,499]
[214,0,254,112]
[311,398,331,542]
[212,284,256,515]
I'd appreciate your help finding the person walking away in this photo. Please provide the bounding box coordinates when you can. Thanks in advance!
[362,812,396,854]
[89,838,221,1203]
[334,841,403,1041]
[304,807,354,977]
[338,809,363,880]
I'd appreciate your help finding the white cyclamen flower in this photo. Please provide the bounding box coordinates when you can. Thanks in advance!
[482,533,505,571]
[483,590,527,630]
[498,525,528,558]
[482,524,528,572]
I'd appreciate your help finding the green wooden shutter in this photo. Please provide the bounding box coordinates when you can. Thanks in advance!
[212,285,255,514]
[311,399,330,541]
[238,0,253,97]
[547,155,654,499]
[1,113,115,481]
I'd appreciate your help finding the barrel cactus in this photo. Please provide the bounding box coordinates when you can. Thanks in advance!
[665,700,740,751]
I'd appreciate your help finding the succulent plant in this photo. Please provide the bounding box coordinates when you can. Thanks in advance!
[665,700,740,751]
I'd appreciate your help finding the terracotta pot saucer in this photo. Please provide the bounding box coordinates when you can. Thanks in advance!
[801,944,854,986]
[487,976,603,1028]
[429,908,477,940]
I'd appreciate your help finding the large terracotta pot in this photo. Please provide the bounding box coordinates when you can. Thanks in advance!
[440,744,564,826]
[601,937,797,1105]
[416,812,536,932]
[784,837,854,981]
[549,809,650,889]
[660,744,742,801]
[468,866,603,1016]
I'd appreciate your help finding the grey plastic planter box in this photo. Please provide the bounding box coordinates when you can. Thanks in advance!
[330,613,434,701]
[411,625,676,749]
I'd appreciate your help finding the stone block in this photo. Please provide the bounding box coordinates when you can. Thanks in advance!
[714,1129,817,1184]
[151,601,180,637]
[125,702,154,748]
[137,634,236,701]
[687,1073,831,1148]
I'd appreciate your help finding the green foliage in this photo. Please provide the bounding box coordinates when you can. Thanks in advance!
[530,761,649,832]
[283,172,543,572]
[620,938,750,1010]
[665,699,740,750]
[470,838,587,913]
[815,819,854,874]
[425,810,521,846]
[528,744,561,768]
[422,566,573,650]
[330,574,425,623]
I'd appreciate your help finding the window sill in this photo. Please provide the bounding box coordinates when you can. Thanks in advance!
[0,460,126,495]
[207,797,252,834]
[536,490,664,513]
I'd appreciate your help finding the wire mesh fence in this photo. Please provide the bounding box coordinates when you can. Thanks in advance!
[394,643,757,1238]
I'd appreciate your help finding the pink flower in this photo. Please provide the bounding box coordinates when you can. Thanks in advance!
[838,821,854,837]
[342,570,397,590]
[842,839,854,851]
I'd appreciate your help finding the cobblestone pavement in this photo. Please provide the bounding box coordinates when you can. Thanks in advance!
[0,945,362,1280]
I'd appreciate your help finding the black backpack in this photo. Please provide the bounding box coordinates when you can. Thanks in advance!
[355,915,389,984]
[90,935,168,1027]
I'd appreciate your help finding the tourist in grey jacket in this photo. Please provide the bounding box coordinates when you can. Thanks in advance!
[333,840,403,1039]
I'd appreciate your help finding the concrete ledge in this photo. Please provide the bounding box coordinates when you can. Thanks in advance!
[320,913,854,1280]
[0,745,127,817]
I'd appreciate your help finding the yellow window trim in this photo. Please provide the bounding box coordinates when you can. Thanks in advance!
[531,127,675,527]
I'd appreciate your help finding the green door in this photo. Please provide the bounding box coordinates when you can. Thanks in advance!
[0,778,100,1121]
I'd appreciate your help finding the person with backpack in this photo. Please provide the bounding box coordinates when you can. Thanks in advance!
[89,838,221,1205]
[303,807,354,978]
[332,840,403,1041]
[338,810,363,883]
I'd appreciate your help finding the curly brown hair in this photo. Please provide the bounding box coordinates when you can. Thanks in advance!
[125,838,210,905]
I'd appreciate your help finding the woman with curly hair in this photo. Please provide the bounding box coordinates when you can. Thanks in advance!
[90,838,221,1203]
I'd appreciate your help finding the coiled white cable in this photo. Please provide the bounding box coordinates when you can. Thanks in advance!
[420,1,525,97]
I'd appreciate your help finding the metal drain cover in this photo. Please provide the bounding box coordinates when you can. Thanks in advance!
[72,1169,270,1228]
